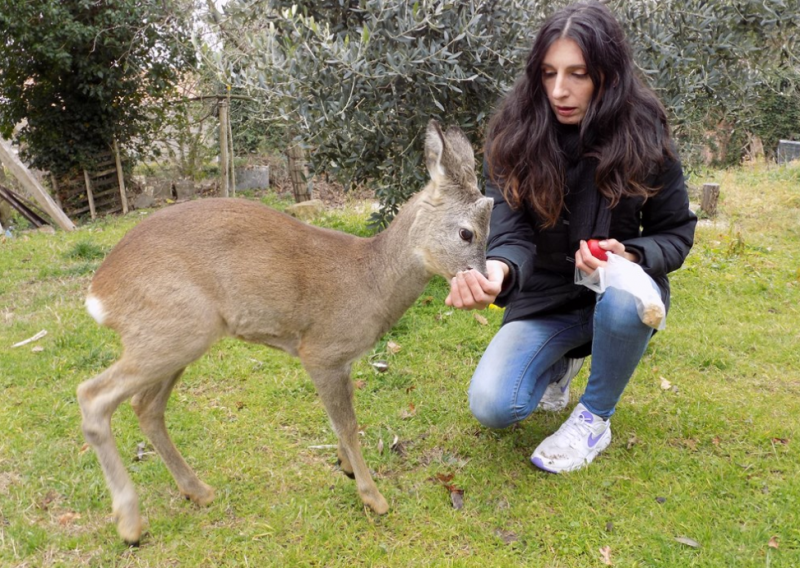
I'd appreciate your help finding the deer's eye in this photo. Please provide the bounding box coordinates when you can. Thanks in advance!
[459,228,474,242]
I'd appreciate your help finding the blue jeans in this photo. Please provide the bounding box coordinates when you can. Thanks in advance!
[469,287,656,428]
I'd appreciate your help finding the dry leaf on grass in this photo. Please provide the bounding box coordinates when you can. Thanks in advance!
[399,403,416,419]
[599,545,613,565]
[450,489,464,510]
[390,435,406,456]
[494,528,518,544]
[434,473,465,510]
[675,536,701,548]
[39,490,58,510]
[354,379,366,389]
[58,512,81,526]
[768,536,779,549]
[135,442,155,462]
[660,377,672,390]
[386,340,402,354]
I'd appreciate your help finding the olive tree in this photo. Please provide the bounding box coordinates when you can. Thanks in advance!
[613,0,800,165]
[205,0,547,224]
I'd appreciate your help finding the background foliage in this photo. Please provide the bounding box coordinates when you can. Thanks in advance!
[205,0,545,224]
[615,0,800,166]
[0,0,196,176]
[201,0,800,220]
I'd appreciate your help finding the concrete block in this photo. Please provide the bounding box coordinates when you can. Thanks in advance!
[235,166,270,191]
[777,140,800,164]
[133,194,155,209]
[174,180,195,201]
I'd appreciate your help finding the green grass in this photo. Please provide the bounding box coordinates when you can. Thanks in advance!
[1,163,799,567]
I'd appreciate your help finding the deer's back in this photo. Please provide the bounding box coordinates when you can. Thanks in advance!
[90,199,373,356]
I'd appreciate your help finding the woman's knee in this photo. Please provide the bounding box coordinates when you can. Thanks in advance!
[468,385,517,430]
[595,287,650,332]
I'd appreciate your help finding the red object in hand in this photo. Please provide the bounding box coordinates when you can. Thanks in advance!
[587,239,608,261]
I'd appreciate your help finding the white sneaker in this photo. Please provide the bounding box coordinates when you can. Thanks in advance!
[531,402,611,473]
[537,358,584,412]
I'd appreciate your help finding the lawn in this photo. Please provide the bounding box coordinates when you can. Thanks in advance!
[1,161,799,567]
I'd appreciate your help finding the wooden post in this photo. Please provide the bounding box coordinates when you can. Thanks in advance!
[701,183,720,217]
[49,174,62,208]
[0,137,76,231]
[83,169,96,219]
[219,99,229,198]
[113,139,129,214]
[227,101,236,197]
[287,143,312,203]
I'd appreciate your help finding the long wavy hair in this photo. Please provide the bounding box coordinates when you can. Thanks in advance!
[486,1,674,228]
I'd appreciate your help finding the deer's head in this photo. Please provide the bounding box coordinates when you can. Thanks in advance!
[412,120,492,280]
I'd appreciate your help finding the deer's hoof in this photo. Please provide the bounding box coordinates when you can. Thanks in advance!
[181,483,215,506]
[369,495,389,515]
[113,497,143,545]
[116,514,143,546]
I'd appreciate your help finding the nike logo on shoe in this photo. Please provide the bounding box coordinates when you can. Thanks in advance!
[588,431,605,448]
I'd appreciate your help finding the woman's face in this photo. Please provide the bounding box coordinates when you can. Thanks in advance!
[541,37,595,125]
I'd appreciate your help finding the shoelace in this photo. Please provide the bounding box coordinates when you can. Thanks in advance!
[554,413,595,445]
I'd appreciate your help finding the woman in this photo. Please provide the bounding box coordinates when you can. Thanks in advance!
[446,1,697,473]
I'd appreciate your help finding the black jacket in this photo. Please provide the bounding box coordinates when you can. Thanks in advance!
[487,149,697,330]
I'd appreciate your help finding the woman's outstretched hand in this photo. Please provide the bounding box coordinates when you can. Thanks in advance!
[446,259,508,310]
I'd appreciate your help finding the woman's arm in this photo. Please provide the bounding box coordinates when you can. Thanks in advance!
[621,155,697,278]
[481,167,538,304]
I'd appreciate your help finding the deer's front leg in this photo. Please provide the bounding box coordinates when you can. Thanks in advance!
[303,363,388,515]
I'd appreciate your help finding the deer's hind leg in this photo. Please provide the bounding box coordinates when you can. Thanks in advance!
[303,362,389,515]
[78,323,219,543]
[77,359,161,544]
[131,369,215,506]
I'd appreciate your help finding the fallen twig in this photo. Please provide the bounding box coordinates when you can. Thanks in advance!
[11,329,47,348]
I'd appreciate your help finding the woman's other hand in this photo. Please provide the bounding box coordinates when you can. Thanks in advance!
[575,238,639,275]
[446,259,508,310]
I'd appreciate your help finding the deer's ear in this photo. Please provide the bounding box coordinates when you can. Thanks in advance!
[425,120,446,182]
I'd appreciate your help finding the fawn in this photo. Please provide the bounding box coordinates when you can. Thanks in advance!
[77,120,492,543]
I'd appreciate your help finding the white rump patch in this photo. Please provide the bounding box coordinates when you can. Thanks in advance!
[85,295,106,325]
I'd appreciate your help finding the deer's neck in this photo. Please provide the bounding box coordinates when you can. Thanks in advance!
[360,196,431,327]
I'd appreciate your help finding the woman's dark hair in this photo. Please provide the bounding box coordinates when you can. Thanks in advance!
[486,1,673,227]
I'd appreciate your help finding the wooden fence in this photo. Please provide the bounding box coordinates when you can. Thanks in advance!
[57,144,129,219]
